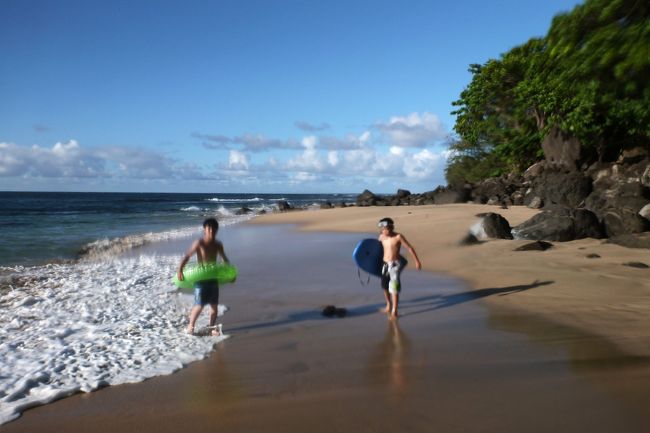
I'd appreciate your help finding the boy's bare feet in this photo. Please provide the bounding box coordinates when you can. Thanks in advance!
[383,305,391,314]
[186,325,195,335]
[211,328,221,337]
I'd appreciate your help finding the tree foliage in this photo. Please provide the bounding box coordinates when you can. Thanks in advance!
[448,0,649,184]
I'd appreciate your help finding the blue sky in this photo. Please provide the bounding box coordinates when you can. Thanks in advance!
[1,0,581,193]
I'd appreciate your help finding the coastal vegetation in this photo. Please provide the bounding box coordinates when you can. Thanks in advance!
[446,0,649,186]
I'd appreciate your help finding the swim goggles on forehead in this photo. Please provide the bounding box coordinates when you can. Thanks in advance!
[377,221,392,228]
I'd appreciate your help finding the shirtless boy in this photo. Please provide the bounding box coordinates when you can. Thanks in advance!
[177,218,230,335]
[378,217,421,319]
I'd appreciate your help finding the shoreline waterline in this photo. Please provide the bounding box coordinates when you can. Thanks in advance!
[3,223,650,432]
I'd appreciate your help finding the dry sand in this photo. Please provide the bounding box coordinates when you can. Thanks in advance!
[251,203,650,357]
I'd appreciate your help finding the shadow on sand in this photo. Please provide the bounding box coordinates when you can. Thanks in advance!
[399,279,554,318]
[228,280,554,332]
[226,303,384,333]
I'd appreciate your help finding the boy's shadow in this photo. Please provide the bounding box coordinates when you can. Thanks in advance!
[227,280,553,332]
[226,303,383,333]
[399,280,554,317]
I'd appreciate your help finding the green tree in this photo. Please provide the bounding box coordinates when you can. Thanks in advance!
[447,0,650,185]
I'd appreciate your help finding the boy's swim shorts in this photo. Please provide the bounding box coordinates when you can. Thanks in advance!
[381,260,403,294]
[194,280,220,306]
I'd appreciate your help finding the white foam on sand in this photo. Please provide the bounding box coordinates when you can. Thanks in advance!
[0,255,228,425]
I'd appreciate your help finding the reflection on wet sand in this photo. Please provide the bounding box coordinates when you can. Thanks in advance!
[369,319,412,395]
[180,344,241,412]
[487,306,650,420]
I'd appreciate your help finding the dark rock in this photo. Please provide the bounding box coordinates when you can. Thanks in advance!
[623,262,650,269]
[601,208,650,237]
[512,191,525,206]
[472,178,508,204]
[531,170,592,208]
[572,208,607,239]
[606,232,650,249]
[335,201,347,208]
[617,147,649,165]
[320,201,333,209]
[642,165,650,187]
[481,213,513,239]
[322,305,347,318]
[321,305,337,317]
[513,208,604,242]
[584,159,650,236]
[235,207,253,215]
[277,200,293,212]
[514,241,554,251]
[356,189,378,206]
[541,126,581,170]
[586,253,601,258]
[585,180,650,236]
[396,189,411,199]
[639,204,650,221]
[527,196,544,209]
[432,185,471,204]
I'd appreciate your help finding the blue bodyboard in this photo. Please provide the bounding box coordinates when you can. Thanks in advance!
[353,239,407,278]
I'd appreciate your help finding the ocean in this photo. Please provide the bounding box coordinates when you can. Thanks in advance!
[0,191,355,425]
[0,191,355,267]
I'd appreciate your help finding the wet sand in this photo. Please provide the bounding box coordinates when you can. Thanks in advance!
[4,220,650,432]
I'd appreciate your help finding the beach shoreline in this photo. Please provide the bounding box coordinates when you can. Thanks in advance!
[249,203,650,358]
[4,205,650,432]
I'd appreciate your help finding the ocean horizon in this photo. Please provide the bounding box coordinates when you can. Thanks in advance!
[0,191,357,267]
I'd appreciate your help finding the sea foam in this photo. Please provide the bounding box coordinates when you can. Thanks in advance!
[0,255,227,425]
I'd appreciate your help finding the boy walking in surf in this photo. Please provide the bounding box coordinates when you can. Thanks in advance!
[378,217,421,319]
[177,218,230,335]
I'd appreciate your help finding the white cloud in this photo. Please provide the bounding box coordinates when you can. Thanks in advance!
[403,149,444,179]
[0,140,187,180]
[228,150,249,171]
[376,112,447,148]
[0,140,108,178]
[291,172,318,182]
[327,151,339,167]
[95,146,175,179]
[286,136,325,172]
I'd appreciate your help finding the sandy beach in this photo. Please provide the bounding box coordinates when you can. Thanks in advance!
[4,204,650,432]
[251,204,650,358]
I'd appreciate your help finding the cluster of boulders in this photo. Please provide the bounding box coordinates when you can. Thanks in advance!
[354,147,650,245]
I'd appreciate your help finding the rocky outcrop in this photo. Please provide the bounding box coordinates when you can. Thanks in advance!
[513,208,604,242]
[584,158,650,236]
[235,207,254,215]
[606,232,650,249]
[277,200,293,212]
[351,152,649,245]
[541,126,581,170]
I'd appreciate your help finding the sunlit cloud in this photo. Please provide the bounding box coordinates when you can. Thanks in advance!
[375,112,447,148]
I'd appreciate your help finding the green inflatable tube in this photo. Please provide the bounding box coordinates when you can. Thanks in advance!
[173,263,238,289]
